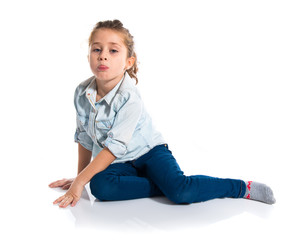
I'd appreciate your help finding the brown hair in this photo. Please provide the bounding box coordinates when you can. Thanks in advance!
[88,19,139,84]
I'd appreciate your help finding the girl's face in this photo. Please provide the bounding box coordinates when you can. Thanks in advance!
[88,29,134,84]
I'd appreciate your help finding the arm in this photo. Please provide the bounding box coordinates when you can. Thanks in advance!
[78,143,92,174]
[53,147,116,208]
[76,147,116,186]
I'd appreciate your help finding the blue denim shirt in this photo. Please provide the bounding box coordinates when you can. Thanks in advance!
[74,73,165,163]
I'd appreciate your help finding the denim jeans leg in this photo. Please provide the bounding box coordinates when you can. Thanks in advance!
[90,161,163,201]
[134,144,246,204]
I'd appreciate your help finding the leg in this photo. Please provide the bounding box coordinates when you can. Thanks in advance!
[90,161,163,201]
[133,144,246,204]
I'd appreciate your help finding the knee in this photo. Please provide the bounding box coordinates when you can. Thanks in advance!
[90,173,119,201]
[160,176,195,204]
[166,189,194,204]
[163,179,194,204]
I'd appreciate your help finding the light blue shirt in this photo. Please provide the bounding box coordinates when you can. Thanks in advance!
[74,73,165,163]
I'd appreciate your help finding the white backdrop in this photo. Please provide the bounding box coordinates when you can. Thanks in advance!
[1,0,304,239]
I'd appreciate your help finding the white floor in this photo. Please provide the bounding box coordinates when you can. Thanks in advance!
[2,157,304,240]
[1,1,305,239]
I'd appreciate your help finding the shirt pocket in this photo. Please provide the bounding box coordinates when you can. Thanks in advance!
[95,117,115,140]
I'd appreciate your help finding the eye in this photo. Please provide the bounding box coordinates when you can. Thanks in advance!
[92,48,101,53]
[110,49,118,53]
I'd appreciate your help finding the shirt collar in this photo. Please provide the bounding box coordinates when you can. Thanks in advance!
[80,74,126,106]
[80,76,95,96]
[101,76,124,105]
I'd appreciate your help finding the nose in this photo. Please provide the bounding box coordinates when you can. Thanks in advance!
[98,50,108,61]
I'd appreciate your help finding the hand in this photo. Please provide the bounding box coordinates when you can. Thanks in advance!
[49,178,75,190]
[52,179,84,208]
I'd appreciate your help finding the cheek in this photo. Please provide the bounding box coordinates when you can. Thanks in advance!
[89,60,94,68]
[89,55,97,65]
[114,58,127,70]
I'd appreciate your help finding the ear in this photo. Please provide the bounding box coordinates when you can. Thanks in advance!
[125,56,135,70]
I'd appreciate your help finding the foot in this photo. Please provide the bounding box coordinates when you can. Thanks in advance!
[243,181,276,204]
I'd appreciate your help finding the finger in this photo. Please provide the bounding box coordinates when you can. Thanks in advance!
[49,180,64,188]
[71,198,78,207]
[59,196,73,208]
[49,181,58,188]
[49,179,68,188]
[53,195,65,204]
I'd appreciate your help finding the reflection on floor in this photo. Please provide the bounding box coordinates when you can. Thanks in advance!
[53,184,274,231]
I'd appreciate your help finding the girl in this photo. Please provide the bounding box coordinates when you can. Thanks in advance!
[49,20,275,208]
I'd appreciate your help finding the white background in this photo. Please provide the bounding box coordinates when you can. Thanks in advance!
[1,0,304,239]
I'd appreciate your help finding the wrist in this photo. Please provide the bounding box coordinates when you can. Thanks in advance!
[74,175,87,187]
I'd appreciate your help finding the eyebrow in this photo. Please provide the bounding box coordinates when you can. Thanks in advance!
[92,42,122,47]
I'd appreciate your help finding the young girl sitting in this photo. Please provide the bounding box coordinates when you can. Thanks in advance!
[49,19,276,208]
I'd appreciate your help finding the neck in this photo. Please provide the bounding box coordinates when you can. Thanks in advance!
[95,74,124,100]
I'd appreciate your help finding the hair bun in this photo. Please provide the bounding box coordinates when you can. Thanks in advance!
[113,19,123,28]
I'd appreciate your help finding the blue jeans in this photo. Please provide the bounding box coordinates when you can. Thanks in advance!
[90,144,246,204]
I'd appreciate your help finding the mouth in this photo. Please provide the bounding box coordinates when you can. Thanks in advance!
[98,65,109,71]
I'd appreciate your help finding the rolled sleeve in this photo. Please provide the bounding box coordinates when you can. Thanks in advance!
[73,79,94,152]
[102,137,127,158]
[74,130,93,151]
[101,91,142,158]
[74,116,93,152]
